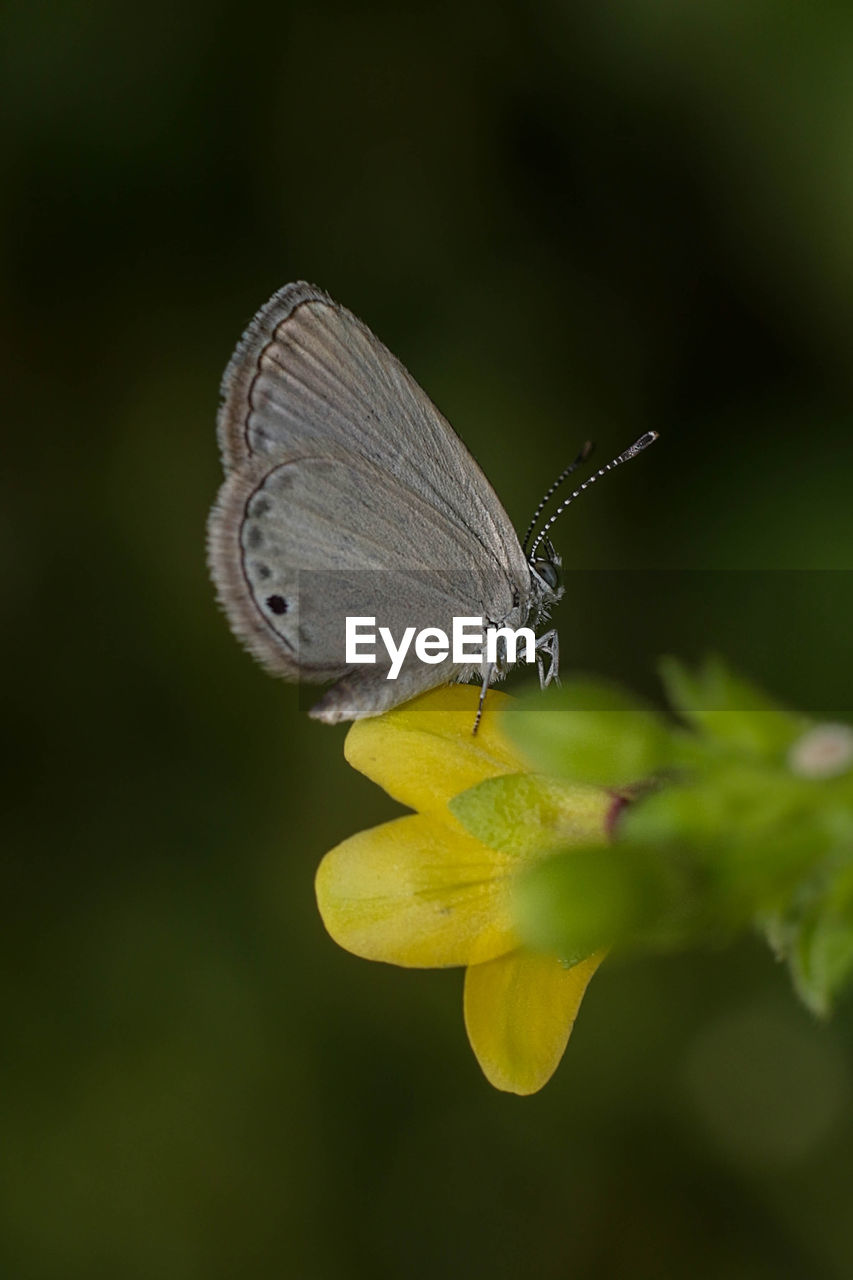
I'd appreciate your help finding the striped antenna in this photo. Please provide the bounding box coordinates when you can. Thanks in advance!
[528,431,660,561]
[521,440,594,555]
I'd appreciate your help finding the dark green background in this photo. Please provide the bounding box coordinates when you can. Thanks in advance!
[4,2,853,1276]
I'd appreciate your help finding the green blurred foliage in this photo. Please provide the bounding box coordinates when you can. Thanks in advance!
[505,677,676,785]
[3,0,853,1277]
[507,660,853,1010]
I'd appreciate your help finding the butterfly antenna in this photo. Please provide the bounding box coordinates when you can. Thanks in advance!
[528,431,660,561]
[521,440,595,555]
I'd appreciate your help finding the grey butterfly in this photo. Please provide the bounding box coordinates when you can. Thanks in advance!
[207,282,656,726]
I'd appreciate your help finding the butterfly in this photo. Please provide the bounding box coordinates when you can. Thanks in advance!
[207,282,656,728]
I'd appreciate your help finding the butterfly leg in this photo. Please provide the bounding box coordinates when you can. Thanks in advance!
[473,662,497,735]
[535,629,560,689]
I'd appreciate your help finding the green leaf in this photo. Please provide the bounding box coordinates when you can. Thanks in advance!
[513,841,708,961]
[449,773,608,860]
[659,655,810,758]
[792,912,853,1017]
[622,766,821,846]
[763,861,853,1015]
[504,679,675,786]
[622,773,841,921]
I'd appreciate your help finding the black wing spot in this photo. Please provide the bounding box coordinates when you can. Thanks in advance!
[246,525,263,549]
[266,595,288,615]
[256,563,271,580]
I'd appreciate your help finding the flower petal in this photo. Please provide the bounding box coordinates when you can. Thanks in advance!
[344,685,528,814]
[315,813,520,967]
[463,948,603,1094]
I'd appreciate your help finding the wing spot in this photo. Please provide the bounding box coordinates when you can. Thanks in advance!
[246,525,263,549]
[255,563,271,580]
[252,496,271,517]
[266,595,288,615]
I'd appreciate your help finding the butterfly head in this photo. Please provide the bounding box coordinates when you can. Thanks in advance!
[528,537,563,613]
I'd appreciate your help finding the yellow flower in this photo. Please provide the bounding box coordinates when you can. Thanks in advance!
[315,685,610,1095]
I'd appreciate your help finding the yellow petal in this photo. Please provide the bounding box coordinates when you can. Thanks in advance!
[315,813,520,968]
[464,948,603,1095]
[345,685,528,815]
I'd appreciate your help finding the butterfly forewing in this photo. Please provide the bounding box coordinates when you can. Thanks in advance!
[217,284,525,572]
[208,283,532,719]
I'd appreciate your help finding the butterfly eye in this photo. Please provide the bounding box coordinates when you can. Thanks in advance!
[533,559,560,591]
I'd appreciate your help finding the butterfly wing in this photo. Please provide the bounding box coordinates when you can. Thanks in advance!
[208,450,519,719]
[216,283,527,578]
[209,283,531,719]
